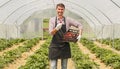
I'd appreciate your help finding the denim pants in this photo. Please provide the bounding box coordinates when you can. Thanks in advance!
[50,59,68,69]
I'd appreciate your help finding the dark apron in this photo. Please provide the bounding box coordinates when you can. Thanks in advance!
[49,17,71,60]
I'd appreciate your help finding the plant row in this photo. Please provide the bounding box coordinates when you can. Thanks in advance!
[81,38,120,69]
[0,38,26,51]
[19,38,99,69]
[19,39,50,69]
[0,38,40,69]
[97,38,120,50]
[71,43,99,69]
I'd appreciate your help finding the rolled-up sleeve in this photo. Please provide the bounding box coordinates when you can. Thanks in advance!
[67,17,83,30]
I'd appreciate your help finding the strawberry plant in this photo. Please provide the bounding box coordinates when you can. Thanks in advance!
[81,38,120,69]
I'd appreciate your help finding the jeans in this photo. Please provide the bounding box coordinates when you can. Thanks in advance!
[50,59,68,69]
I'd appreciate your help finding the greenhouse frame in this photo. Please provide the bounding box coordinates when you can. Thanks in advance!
[0,0,120,39]
[1,0,120,69]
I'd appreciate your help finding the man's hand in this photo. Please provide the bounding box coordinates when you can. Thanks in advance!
[51,23,62,35]
[55,23,62,30]
[77,35,81,42]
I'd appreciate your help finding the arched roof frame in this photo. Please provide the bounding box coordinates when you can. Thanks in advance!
[0,0,120,26]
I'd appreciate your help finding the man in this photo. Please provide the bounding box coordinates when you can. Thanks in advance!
[49,3,83,69]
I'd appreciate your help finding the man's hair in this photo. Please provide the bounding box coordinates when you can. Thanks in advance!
[56,3,65,9]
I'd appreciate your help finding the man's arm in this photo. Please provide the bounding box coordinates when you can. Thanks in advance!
[67,17,83,41]
[68,17,82,29]
[51,29,58,35]
[49,18,54,35]
[49,18,62,35]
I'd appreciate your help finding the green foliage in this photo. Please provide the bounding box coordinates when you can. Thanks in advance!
[43,18,49,28]
[0,38,40,68]
[19,39,50,69]
[0,38,25,51]
[71,43,99,69]
[97,38,120,50]
[81,38,120,69]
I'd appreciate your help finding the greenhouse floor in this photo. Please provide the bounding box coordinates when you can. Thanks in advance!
[78,43,112,69]
[3,40,45,69]
[1,39,117,69]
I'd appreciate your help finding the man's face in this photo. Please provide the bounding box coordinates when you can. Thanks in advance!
[56,6,65,16]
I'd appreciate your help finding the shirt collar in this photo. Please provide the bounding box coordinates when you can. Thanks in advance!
[57,16,64,21]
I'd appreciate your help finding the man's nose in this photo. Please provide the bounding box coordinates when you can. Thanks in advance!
[60,10,63,12]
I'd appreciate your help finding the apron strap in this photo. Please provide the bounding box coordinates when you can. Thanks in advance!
[55,16,66,26]
[55,16,66,35]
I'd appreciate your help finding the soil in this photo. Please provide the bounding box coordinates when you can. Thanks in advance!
[3,40,45,69]
[77,42,112,69]
[0,42,24,56]
[94,41,120,54]
[2,40,115,69]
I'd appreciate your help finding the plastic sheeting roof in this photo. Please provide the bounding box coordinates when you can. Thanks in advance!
[0,0,120,27]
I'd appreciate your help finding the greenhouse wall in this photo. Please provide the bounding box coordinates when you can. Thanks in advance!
[0,17,43,39]
[0,24,20,39]
[20,17,43,39]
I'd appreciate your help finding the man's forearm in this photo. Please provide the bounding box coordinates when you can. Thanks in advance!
[51,29,58,35]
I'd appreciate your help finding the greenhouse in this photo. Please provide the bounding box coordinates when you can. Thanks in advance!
[0,0,120,39]
[0,0,120,69]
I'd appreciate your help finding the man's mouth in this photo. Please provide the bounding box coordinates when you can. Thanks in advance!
[58,12,63,15]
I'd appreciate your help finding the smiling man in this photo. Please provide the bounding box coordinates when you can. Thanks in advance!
[49,3,83,69]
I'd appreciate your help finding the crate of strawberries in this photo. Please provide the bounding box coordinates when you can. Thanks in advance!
[62,29,79,42]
